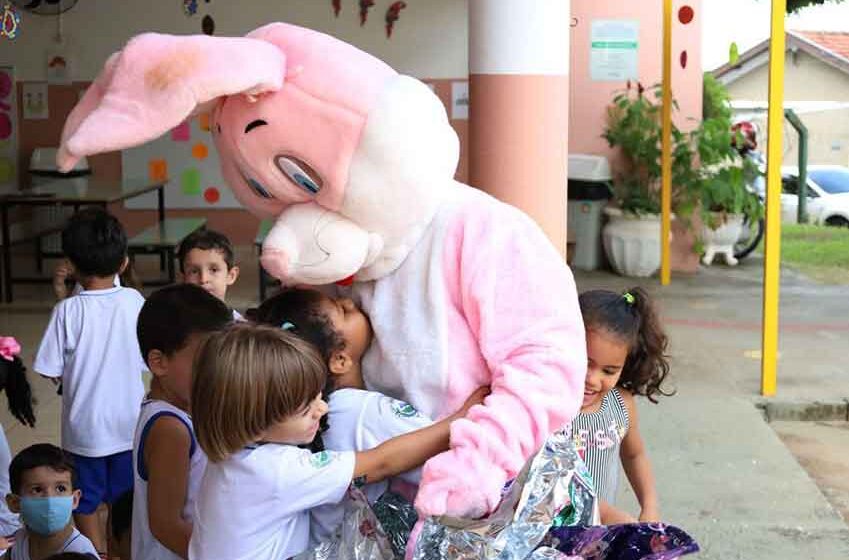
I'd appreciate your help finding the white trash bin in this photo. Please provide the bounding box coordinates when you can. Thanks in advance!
[567,154,612,271]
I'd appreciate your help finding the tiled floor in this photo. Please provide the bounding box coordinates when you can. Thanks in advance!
[0,246,268,455]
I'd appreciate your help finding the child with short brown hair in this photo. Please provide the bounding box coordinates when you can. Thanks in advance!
[188,324,486,560]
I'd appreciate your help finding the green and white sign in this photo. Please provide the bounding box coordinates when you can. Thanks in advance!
[591,20,639,82]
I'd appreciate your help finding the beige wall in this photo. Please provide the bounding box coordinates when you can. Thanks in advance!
[726,51,849,165]
[727,51,849,102]
[1,0,467,81]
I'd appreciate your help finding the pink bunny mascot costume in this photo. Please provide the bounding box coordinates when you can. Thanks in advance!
[57,23,586,525]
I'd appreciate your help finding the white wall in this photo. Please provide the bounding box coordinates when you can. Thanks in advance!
[1,0,468,81]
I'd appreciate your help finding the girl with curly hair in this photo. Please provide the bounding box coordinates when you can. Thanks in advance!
[572,287,673,525]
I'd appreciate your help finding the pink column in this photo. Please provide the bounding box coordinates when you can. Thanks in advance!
[468,0,571,255]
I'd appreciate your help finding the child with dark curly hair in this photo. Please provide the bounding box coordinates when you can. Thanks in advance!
[571,287,673,525]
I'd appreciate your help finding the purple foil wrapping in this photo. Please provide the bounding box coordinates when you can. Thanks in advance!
[411,429,598,560]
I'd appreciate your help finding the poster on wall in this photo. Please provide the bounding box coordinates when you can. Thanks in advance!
[22,82,49,120]
[123,113,243,209]
[451,81,469,120]
[47,49,73,85]
[590,20,639,82]
[0,66,17,193]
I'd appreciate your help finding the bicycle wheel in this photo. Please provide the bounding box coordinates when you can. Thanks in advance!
[733,216,764,260]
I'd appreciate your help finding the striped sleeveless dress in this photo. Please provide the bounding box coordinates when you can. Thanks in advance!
[569,387,630,503]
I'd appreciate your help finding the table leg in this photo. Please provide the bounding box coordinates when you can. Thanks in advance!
[1,204,11,303]
[157,186,165,224]
[167,248,175,284]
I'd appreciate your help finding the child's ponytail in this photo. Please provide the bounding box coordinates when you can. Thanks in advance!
[578,287,673,403]
[0,338,36,427]
[621,288,672,403]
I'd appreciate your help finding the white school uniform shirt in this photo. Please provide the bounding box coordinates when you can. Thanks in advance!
[34,286,147,457]
[132,399,207,560]
[7,527,98,559]
[189,444,355,560]
[0,425,20,536]
[310,388,432,546]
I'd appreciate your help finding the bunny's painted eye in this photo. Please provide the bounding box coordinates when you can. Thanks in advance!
[276,156,322,195]
[247,177,274,199]
[238,167,274,199]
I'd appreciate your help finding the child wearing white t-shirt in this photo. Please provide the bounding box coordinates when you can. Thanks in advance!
[176,229,243,321]
[34,208,146,556]
[187,324,486,560]
[251,288,440,546]
[4,444,99,559]
[133,284,233,560]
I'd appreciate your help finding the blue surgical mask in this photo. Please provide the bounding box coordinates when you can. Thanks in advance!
[20,496,74,535]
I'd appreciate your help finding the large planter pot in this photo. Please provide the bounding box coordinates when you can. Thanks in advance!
[602,209,663,277]
[701,213,744,266]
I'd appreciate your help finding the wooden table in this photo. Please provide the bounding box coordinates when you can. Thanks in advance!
[0,177,166,302]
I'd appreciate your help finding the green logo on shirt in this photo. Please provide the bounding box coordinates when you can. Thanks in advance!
[310,451,333,469]
[391,400,420,418]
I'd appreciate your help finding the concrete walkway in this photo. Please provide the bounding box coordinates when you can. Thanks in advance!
[576,256,849,559]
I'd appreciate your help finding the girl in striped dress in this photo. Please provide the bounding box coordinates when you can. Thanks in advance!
[571,287,672,525]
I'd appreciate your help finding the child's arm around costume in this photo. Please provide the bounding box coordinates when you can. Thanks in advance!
[415,201,587,518]
[619,389,660,522]
[354,387,488,484]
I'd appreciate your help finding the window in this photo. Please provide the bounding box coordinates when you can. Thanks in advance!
[809,168,849,195]
[782,176,799,196]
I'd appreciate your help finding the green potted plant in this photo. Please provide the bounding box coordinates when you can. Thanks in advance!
[695,76,763,266]
[601,82,700,277]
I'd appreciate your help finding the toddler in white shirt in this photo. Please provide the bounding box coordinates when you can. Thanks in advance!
[187,324,485,560]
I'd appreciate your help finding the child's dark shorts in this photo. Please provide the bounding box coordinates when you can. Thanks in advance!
[68,450,133,515]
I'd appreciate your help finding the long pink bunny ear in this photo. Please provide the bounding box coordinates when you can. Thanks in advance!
[57,32,285,172]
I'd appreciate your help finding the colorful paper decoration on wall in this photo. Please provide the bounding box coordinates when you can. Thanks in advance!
[183,0,197,16]
[198,112,211,132]
[1,2,20,40]
[359,0,375,26]
[124,113,242,209]
[0,2,21,40]
[0,66,18,192]
[202,14,214,35]
[192,143,209,160]
[678,5,694,25]
[148,159,168,182]
[47,50,72,84]
[677,5,695,70]
[385,1,406,38]
[332,0,341,17]
[0,66,16,190]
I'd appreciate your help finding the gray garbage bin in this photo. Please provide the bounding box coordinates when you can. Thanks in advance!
[567,155,612,271]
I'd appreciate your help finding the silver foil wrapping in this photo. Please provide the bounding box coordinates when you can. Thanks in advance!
[412,429,598,560]
[294,486,395,560]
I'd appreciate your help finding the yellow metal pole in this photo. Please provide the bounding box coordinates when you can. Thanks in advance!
[762,0,785,397]
[660,0,673,286]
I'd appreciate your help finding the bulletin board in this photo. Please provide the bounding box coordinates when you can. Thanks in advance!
[0,66,17,192]
[122,112,242,209]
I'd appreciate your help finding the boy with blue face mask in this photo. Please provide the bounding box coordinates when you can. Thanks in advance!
[4,444,98,560]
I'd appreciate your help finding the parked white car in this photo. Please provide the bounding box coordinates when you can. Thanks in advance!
[780,165,849,227]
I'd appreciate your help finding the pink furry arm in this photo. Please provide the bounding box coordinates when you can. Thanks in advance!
[415,202,586,518]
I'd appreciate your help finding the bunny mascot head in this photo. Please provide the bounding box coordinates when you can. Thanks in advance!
[58,21,586,533]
